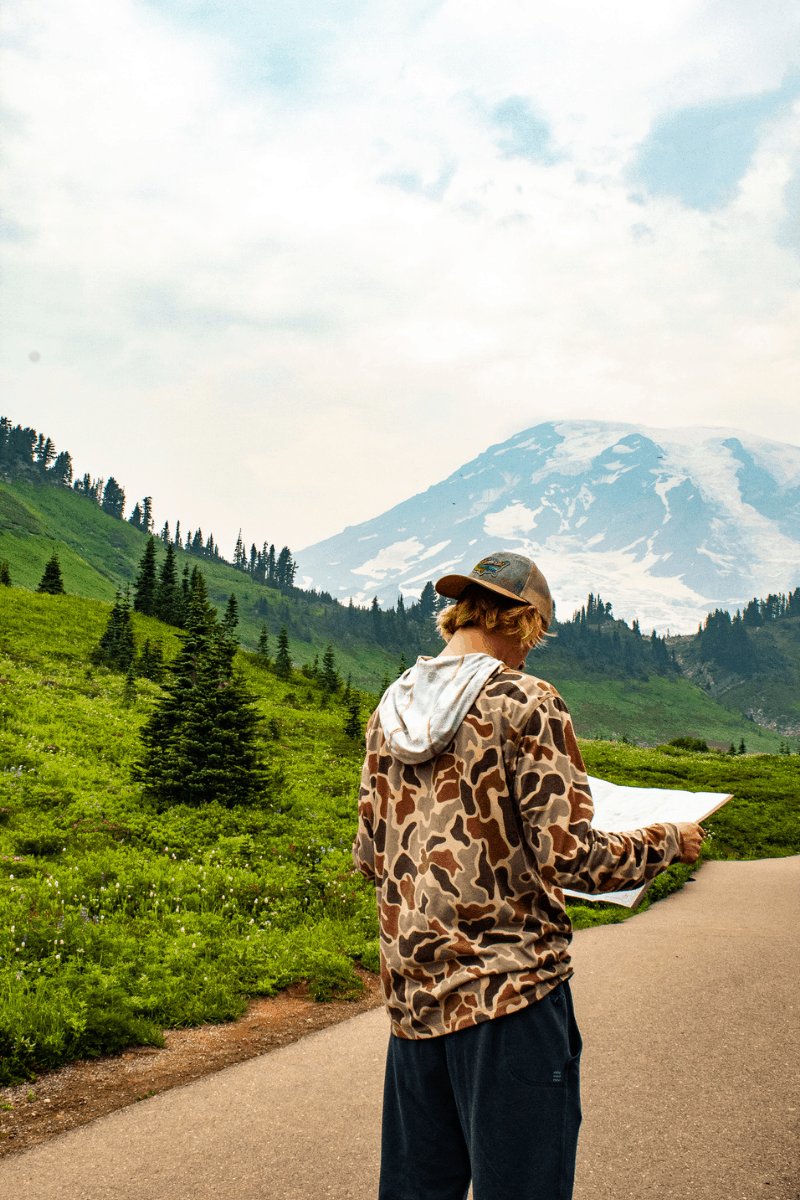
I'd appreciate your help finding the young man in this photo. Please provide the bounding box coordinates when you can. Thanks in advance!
[353,551,704,1200]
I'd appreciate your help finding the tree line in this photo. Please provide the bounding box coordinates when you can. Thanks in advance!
[545,594,679,679]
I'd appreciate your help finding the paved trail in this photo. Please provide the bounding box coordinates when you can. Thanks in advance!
[1,857,798,1199]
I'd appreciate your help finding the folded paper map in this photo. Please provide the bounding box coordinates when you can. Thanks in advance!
[562,775,734,909]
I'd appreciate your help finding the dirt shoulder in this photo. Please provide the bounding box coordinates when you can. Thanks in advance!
[0,967,383,1158]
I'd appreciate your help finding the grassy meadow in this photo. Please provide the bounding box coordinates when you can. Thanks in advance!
[1,588,798,1085]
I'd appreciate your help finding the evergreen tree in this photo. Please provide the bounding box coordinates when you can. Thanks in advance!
[274,626,292,680]
[174,521,182,549]
[133,537,158,616]
[94,590,135,671]
[418,582,437,624]
[397,651,408,677]
[267,544,277,586]
[320,644,339,693]
[233,531,246,569]
[257,625,270,665]
[51,451,73,487]
[275,546,296,588]
[36,550,65,595]
[142,497,154,533]
[380,668,391,695]
[129,502,143,529]
[0,560,10,586]
[138,639,164,682]
[135,573,269,808]
[249,543,257,574]
[101,478,126,519]
[154,542,181,626]
[122,663,137,707]
[344,693,361,741]
[159,521,170,543]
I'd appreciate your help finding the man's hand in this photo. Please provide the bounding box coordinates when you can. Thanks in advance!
[675,822,705,864]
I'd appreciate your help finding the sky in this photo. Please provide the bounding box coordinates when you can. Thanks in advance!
[2,0,800,562]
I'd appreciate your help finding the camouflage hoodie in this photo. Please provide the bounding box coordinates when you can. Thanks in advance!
[353,654,682,1039]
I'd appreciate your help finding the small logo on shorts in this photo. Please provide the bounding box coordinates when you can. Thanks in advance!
[552,1070,562,1082]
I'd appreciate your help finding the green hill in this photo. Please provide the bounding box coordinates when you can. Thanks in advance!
[2,586,797,1083]
[0,475,791,749]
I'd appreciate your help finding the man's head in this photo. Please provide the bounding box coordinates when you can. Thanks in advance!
[434,551,553,654]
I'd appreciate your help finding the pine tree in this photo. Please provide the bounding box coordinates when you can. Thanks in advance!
[274,626,292,680]
[51,451,73,487]
[135,572,269,808]
[0,560,10,586]
[233,531,246,569]
[380,669,391,695]
[249,543,257,574]
[344,693,361,741]
[397,651,408,677]
[142,497,154,533]
[154,542,181,626]
[36,550,65,595]
[133,537,158,616]
[418,582,437,624]
[320,644,339,693]
[159,521,170,543]
[94,590,135,671]
[174,521,182,548]
[138,639,164,682]
[122,663,137,707]
[129,502,143,529]
[257,625,270,665]
[101,478,126,519]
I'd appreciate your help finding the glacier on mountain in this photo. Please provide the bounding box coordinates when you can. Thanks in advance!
[295,421,800,632]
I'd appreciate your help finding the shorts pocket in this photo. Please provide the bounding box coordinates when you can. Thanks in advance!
[503,984,581,1086]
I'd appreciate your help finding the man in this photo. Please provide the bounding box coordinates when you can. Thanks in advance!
[353,551,704,1200]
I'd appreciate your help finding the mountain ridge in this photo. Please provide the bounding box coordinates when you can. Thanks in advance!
[296,419,800,633]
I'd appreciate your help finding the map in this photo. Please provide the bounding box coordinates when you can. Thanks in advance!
[562,775,734,909]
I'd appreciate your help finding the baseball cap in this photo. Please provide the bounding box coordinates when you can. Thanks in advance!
[435,551,554,630]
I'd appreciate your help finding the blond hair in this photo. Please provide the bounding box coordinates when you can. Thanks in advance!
[436,583,547,650]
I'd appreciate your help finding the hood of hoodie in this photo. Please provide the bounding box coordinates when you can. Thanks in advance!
[378,653,505,764]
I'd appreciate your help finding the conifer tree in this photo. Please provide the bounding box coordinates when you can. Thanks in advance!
[154,542,181,626]
[257,625,270,664]
[174,521,182,549]
[0,560,10,586]
[274,626,292,680]
[397,651,408,677]
[36,550,65,595]
[122,663,137,707]
[344,693,361,741]
[94,590,135,671]
[142,497,154,533]
[138,639,164,682]
[418,582,437,624]
[101,478,126,519]
[233,531,246,569]
[159,521,170,544]
[129,502,143,529]
[249,543,257,574]
[133,537,158,616]
[320,644,339,693]
[135,572,269,808]
[380,669,391,695]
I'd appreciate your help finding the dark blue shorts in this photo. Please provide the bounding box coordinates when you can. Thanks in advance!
[379,980,582,1200]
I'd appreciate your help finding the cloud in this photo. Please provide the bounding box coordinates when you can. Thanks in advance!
[2,0,800,560]
[491,97,558,164]
[628,71,800,210]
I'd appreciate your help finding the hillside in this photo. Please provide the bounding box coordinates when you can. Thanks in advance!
[0,475,789,749]
[1,586,798,1084]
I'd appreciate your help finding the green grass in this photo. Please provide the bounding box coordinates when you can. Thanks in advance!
[1,588,798,1085]
[0,589,381,1084]
[540,671,785,752]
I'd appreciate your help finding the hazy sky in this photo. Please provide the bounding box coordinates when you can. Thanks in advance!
[2,0,800,560]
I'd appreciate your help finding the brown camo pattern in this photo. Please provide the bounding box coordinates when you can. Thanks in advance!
[353,669,682,1039]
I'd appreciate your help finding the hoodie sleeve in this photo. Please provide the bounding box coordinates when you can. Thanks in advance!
[352,716,378,882]
[511,692,682,893]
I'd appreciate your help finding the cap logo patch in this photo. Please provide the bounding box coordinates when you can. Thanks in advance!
[473,557,510,578]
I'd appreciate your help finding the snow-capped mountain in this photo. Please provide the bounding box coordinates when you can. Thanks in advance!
[295,421,800,632]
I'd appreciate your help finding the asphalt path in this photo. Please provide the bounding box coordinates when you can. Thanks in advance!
[1,856,798,1199]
